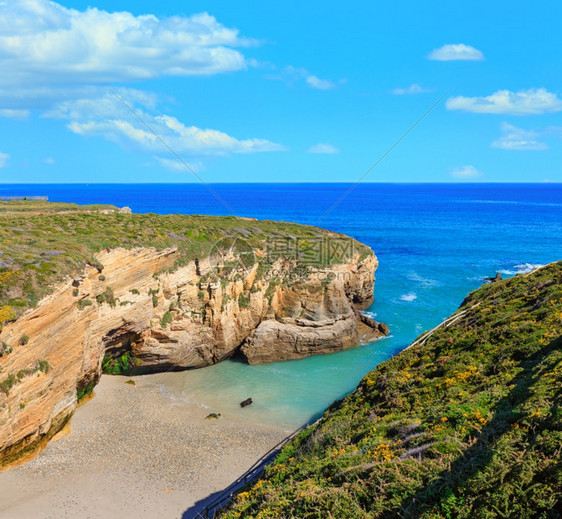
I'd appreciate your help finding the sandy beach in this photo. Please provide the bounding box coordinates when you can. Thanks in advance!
[0,374,291,519]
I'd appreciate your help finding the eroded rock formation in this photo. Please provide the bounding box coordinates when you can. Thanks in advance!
[0,246,385,467]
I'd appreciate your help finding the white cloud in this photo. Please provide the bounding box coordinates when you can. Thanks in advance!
[0,109,30,119]
[306,75,335,90]
[492,123,548,150]
[155,157,205,172]
[43,157,55,164]
[391,83,433,95]
[0,0,250,109]
[446,88,562,115]
[156,157,190,171]
[308,143,340,154]
[268,66,337,90]
[451,165,483,179]
[427,44,484,61]
[0,151,9,168]
[49,91,286,157]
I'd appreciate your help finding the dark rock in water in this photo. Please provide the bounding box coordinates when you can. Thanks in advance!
[240,398,253,408]
[355,309,390,337]
[484,273,503,283]
[378,322,390,335]
[205,413,221,419]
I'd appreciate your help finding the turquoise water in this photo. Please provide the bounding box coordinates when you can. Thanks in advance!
[2,183,561,427]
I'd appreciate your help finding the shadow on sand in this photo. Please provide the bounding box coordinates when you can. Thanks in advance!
[182,424,307,519]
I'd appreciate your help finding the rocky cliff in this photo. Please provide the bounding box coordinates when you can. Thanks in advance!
[0,202,386,467]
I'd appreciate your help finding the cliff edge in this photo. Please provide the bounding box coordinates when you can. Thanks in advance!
[0,201,386,467]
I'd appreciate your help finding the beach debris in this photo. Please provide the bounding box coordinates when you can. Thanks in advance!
[206,413,221,419]
[125,379,136,386]
[240,398,253,408]
[484,273,502,283]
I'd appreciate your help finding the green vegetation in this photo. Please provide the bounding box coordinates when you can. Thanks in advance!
[101,351,141,375]
[223,262,562,519]
[0,341,12,357]
[130,288,140,295]
[19,334,29,346]
[0,360,50,396]
[0,200,370,323]
[36,360,50,373]
[0,373,16,396]
[160,311,173,328]
[77,298,93,310]
[76,380,95,401]
[95,287,116,308]
[238,294,250,309]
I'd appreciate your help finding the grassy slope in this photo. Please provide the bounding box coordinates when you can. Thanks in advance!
[223,263,562,518]
[0,200,370,322]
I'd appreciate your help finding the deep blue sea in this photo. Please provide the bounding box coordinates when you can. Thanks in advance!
[2,183,561,428]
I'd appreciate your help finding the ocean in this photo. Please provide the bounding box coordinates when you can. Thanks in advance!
[2,183,561,428]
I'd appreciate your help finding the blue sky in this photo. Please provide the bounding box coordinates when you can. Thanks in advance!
[0,0,561,183]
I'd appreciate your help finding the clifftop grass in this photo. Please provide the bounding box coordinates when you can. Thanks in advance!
[223,262,562,518]
[0,200,371,322]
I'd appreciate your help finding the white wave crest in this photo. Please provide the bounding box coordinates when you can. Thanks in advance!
[500,263,544,275]
[407,272,439,287]
[399,293,417,302]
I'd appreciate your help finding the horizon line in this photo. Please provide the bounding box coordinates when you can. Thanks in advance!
[1,181,561,186]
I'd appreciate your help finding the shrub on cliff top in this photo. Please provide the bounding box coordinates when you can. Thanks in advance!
[0,201,372,321]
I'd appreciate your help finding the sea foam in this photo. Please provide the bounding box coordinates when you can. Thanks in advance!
[500,263,544,275]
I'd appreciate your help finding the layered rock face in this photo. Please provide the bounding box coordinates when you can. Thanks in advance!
[0,246,384,467]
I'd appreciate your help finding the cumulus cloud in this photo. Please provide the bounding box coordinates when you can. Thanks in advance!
[391,84,433,95]
[0,151,9,168]
[446,88,562,115]
[492,123,548,150]
[268,66,337,90]
[308,143,340,154]
[427,44,484,61]
[0,109,30,119]
[451,165,483,179]
[0,0,250,109]
[48,91,285,157]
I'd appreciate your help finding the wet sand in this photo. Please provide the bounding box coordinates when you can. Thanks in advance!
[0,374,291,519]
